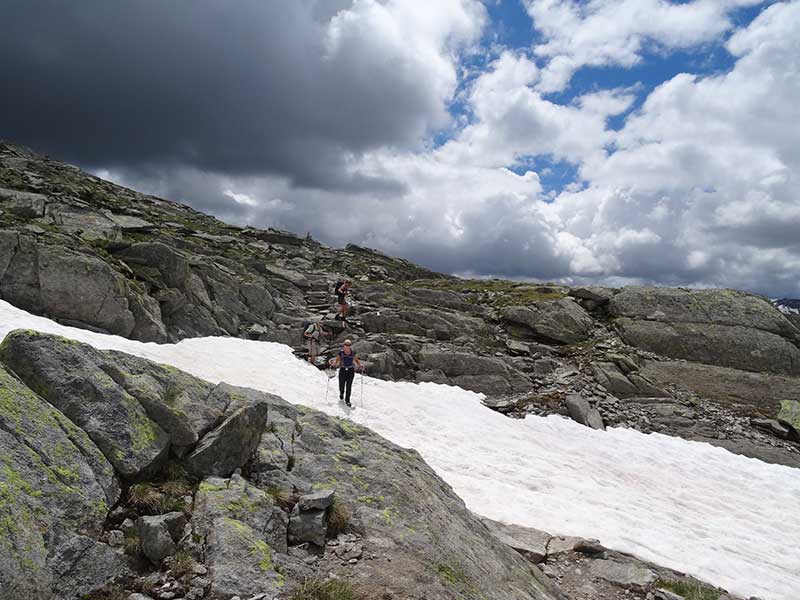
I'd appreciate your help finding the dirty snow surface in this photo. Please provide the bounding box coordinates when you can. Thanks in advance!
[1,300,799,600]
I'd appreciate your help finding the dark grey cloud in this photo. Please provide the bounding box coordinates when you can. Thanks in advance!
[3,0,799,300]
[0,0,445,191]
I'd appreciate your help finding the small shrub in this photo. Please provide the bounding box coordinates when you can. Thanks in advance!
[170,549,195,577]
[656,578,720,600]
[266,486,297,511]
[291,579,360,600]
[127,462,196,515]
[122,528,141,557]
[326,498,349,537]
[128,482,165,512]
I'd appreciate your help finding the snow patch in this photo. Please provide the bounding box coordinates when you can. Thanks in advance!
[771,299,800,315]
[1,300,799,600]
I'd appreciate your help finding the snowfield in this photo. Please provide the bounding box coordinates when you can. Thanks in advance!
[1,300,799,600]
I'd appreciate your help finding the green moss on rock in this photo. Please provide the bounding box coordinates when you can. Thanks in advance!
[778,399,800,430]
[250,539,274,572]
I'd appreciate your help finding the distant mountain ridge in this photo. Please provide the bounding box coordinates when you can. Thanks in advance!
[774,298,800,315]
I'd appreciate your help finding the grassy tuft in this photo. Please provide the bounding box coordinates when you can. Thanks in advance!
[291,579,361,600]
[266,486,297,512]
[163,383,181,405]
[128,482,164,512]
[126,461,196,515]
[169,549,196,577]
[326,497,350,538]
[655,578,720,600]
[122,528,141,557]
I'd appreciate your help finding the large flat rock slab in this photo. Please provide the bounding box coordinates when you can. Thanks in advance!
[480,518,551,563]
[610,287,800,376]
[502,298,594,345]
[0,331,170,477]
[0,364,120,599]
[640,360,800,414]
[610,286,799,339]
[616,318,800,376]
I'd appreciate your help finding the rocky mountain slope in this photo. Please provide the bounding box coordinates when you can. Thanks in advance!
[0,330,564,600]
[1,141,797,599]
[1,142,798,466]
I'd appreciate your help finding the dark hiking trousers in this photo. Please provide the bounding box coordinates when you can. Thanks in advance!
[339,368,355,404]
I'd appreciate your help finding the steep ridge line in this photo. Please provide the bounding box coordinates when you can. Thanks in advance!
[1,300,798,600]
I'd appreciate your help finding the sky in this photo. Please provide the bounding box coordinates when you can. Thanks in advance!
[1,0,799,296]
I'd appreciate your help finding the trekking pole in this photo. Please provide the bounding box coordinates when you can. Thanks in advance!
[324,370,331,404]
[360,371,365,408]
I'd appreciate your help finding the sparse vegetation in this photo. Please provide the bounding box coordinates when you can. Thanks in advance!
[126,461,196,515]
[291,579,361,600]
[406,277,566,307]
[436,562,469,587]
[169,548,195,577]
[326,497,350,537]
[266,485,297,511]
[250,539,274,572]
[655,578,720,600]
[163,383,181,404]
[128,482,165,513]
[558,338,601,356]
[122,528,141,557]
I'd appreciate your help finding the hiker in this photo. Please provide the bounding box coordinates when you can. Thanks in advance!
[328,339,363,407]
[334,279,352,321]
[303,320,330,364]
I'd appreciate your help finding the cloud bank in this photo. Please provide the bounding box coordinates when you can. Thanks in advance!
[2,0,799,296]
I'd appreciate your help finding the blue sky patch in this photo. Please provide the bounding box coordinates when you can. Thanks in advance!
[435,0,771,194]
[508,154,582,198]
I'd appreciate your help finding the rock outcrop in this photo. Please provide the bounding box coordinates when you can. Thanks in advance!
[610,286,800,375]
[0,331,561,599]
[0,363,122,598]
[502,298,595,345]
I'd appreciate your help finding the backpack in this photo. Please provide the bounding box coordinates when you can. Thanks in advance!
[333,280,346,295]
[301,320,315,336]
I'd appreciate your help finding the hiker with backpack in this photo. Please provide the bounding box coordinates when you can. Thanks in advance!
[303,319,330,364]
[328,338,363,407]
[334,279,352,322]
